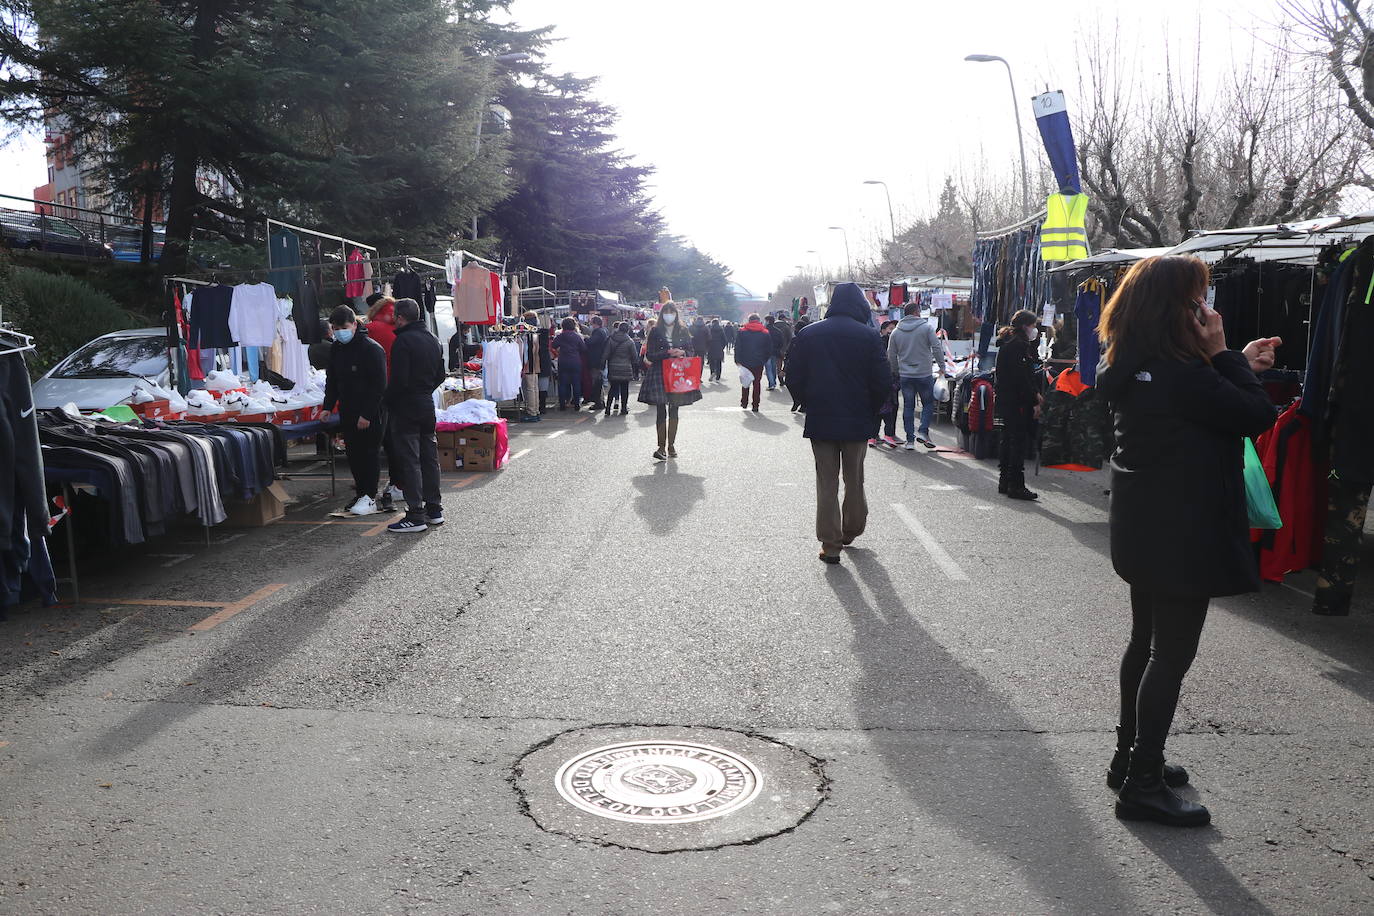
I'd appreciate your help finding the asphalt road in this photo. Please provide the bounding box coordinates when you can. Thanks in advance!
[2,379,1372,915]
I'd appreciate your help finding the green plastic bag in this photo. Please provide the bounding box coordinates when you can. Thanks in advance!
[1243,438,1282,529]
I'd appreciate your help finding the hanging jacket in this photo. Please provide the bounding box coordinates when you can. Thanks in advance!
[1255,402,1326,582]
[1039,367,1111,470]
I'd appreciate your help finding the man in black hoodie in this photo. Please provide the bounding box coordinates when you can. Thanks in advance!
[384,298,447,533]
[785,283,892,564]
[321,305,388,515]
[585,316,610,412]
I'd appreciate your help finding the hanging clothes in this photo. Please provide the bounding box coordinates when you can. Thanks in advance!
[1038,367,1111,470]
[294,277,323,344]
[229,282,281,348]
[344,248,368,299]
[454,263,497,325]
[482,339,524,401]
[187,285,236,349]
[392,269,425,307]
[1074,280,1104,385]
[268,230,303,299]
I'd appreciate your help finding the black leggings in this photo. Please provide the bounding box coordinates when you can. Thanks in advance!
[656,403,680,422]
[608,380,629,407]
[1119,586,1209,760]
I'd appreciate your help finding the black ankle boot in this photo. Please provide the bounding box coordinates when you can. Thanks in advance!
[1107,728,1189,789]
[1115,753,1210,827]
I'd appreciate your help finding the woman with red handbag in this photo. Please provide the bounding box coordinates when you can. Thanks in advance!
[638,302,701,460]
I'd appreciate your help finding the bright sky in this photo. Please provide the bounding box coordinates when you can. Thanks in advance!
[0,0,1285,295]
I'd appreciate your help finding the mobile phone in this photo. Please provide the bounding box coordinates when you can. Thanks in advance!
[1193,304,1207,326]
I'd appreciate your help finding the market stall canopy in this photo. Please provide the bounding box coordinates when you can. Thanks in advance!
[1048,247,1172,272]
[1161,215,1374,264]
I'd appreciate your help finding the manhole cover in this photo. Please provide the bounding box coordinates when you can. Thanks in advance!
[514,725,827,853]
[554,740,762,824]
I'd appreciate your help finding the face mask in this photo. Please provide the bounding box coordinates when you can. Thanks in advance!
[662,314,677,326]
[334,328,354,344]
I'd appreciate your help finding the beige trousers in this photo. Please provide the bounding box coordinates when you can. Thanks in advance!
[811,439,869,556]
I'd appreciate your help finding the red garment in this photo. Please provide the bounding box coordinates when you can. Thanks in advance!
[967,378,996,432]
[489,272,503,322]
[1255,402,1326,582]
[739,319,769,335]
[174,288,205,381]
[1054,366,1089,396]
[366,302,397,372]
[344,248,367,298]
[889,283,907,307]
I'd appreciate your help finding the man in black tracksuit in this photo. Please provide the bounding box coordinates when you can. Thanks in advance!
[321,305,388,513]
[384,298,447,532]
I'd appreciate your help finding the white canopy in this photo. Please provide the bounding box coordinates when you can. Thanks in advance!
[1048,247,1172,272]
[1161,215,1374,264]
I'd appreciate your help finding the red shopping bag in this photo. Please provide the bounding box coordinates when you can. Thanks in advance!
[662,357,703,394]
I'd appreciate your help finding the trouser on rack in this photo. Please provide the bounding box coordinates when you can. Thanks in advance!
[341,418,383,498]
[522,372,541,417]
[1314,476,1372,616]
[390,418,442,522]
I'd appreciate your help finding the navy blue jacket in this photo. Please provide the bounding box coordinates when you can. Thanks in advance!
[785,283,891,441]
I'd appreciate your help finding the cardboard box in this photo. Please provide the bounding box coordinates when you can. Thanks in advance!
[437,447,461,472]
[188,411,230,424]
[231,413,272,424]
[458,445,496,472]
[224,482,288,527]
[440,384,484,408]
[456,423,499,449]
[132,399,171,420]
[436,430,462,450]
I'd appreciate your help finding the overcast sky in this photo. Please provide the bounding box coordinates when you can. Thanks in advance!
[0,0,1288,295]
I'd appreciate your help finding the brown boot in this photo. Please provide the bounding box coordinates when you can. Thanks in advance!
[667,418,679,458]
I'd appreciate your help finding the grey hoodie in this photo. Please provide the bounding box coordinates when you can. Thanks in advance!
[887,315,943,378]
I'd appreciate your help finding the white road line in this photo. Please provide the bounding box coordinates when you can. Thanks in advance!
[1282,582,1316,599]
[892,503,969,582]
[546,429,567,440]
[507,448,532,463]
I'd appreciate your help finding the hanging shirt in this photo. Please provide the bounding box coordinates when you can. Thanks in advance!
[229,282,281,348]
[454,263,497,324]
[344,248,367,298]
[187,285,236,349]
[1075,282,1103,386]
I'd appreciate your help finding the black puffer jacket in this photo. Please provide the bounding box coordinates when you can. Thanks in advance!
[1097,348,1276,597]
[785,283,891,441]
[322,325,387,423]
[603,330,641,382]
[385,321,446,427]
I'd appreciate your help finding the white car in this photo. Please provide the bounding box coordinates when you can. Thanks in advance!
[32,328,174,412]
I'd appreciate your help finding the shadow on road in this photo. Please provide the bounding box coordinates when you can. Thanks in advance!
[630,463,707,535]
[1124,822,1276,915]
[829,548,1274,913]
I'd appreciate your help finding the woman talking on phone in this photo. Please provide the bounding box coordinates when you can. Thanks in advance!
[638,301,700,460]
[1095,255,1280,827]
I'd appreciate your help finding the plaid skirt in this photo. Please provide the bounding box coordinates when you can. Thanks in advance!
[637,361,703,407]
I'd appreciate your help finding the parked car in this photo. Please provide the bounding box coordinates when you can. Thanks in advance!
[0,209,114,259]
[107,226,166,263]
[32,328,173,412]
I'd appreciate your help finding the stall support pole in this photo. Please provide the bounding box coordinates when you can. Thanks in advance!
[61,483,79,604]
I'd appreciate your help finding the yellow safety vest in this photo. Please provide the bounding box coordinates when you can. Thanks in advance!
[1041,193,1090,262]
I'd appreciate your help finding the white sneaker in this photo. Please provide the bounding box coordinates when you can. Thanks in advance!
[902,440,916,451]
[347,495,379,516]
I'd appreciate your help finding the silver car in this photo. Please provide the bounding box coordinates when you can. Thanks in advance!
[32,327,173,412]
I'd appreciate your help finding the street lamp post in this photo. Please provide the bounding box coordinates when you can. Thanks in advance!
[806,249,824,276]
[863,180,896,242]
[471,52,531,241]
[964,53,1030,218]
[827,226,851,278]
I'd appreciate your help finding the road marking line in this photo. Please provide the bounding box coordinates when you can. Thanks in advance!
[147,553,194,568]
[1282,582,1316,599]
[187,584,288,632]
[547,429,567,440]
[449,476,480,492]
[892,503,969,582]
[361,519,394,537]
[507,448,531,463]
[82,597,223,609]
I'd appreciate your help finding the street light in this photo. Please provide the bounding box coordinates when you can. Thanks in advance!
[806,249,824,275]
[827,226,851,278]
[863,180,897,242]
[471,52,532,240]
[964,53,1031,217]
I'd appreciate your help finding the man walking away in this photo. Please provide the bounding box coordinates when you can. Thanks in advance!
[786,283,891,564]
[320,305,387,515]
[384,298,447,533]
[585,316,610,412]
[764,314,783,390]
[888,303,946,451]
[707,319,727,381]
[735,313,772,412]
[775,313,794,386]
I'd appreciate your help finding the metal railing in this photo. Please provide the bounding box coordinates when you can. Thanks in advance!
[0,193,163,259]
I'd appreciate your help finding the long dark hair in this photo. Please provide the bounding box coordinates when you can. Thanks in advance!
[996,309,1039,346]
[1099,255,1211,366]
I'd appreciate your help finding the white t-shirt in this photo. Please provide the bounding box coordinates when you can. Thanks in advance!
[229,282,281,347]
